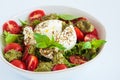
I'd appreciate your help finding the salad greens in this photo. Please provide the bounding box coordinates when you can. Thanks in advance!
[58,14,79,20]
[64,39,106,60]
[19,19,28,27]
[3,31,23,44]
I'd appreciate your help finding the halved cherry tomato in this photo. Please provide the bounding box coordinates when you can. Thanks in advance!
[29,10,45,21]
[52,64,67,71]
[69,55,87,64]
[4,43,22,53]
[84,34,98,42]
[26,55,38,71]
[11,59,26,70]
[22,45,30,61]
[3,20,21,34]
[74,27,84,41]
[87,28,98,36]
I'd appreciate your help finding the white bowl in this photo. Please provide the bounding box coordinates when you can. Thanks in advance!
[0,6,106,80]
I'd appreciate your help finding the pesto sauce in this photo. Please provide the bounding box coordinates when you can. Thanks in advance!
[76,20,94,33]
[4,49,22,62]
[34,62,53,72]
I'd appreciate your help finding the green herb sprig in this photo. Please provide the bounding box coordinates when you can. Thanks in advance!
[34,33,66,50]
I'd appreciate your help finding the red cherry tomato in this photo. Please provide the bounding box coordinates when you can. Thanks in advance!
[52,64,67,71]
[29,10,45,21]
[87,28,98,36]
[3,20,21,34]
[11,59,26,70]
[26,55,38,71]
[69,55,87,64]
[77,17,87,21]
[84,34,98,42]
[74,27,84,41]
[22,45,31,61]
[4,43,22,53]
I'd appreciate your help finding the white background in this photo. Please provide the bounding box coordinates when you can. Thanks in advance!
[0,0,120,80]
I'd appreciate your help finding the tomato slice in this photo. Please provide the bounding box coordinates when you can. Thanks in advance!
[11,59,26,70]
[4,43,22,53]
[3,20,21,34]
[29,10,45,21]
[26,55,38,71]
[52,64,67,71]
[84,34,98,42]
[22,45,31,61]
[69,55,87,64]
[74,27,84,41]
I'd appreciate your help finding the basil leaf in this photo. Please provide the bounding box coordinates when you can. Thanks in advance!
[52,42,66,50]
[34,33,50,43]
[58,14,79,20]
[36,42,48,48]
[34,33,51,48]
[34,33,65,50]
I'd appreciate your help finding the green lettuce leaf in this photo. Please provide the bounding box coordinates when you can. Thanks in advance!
[82,42,92,49]
[4,31,18,44]
[91,39,106,49]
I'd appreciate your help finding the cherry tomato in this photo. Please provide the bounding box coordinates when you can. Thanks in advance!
[4,43,22,53]
[11,59,26,70]
[84,34,98,42]
[3,20,21,34]
[87,28,98,36]
[69,55,87,64]
[22,45,30,61]
[29,10,45,21]
[52,64,67,71]
[77,17,87,21]
[26,55,38,71]
[74,27,84,41]
[72,17,87,24]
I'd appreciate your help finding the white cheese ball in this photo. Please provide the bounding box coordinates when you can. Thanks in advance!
[34,20,62,40]
[58,25,77,50]
[23,26,36,45]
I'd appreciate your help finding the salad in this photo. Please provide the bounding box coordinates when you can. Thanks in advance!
[2,9,106,72]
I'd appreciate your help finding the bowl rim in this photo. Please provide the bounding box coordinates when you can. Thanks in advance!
[0,5,106,74]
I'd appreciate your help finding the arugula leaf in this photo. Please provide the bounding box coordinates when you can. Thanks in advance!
[58,14,79,20]
[64,39,106,60]
[91,39,106,49]
[34,33,65,50]
[19,19,28,27]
